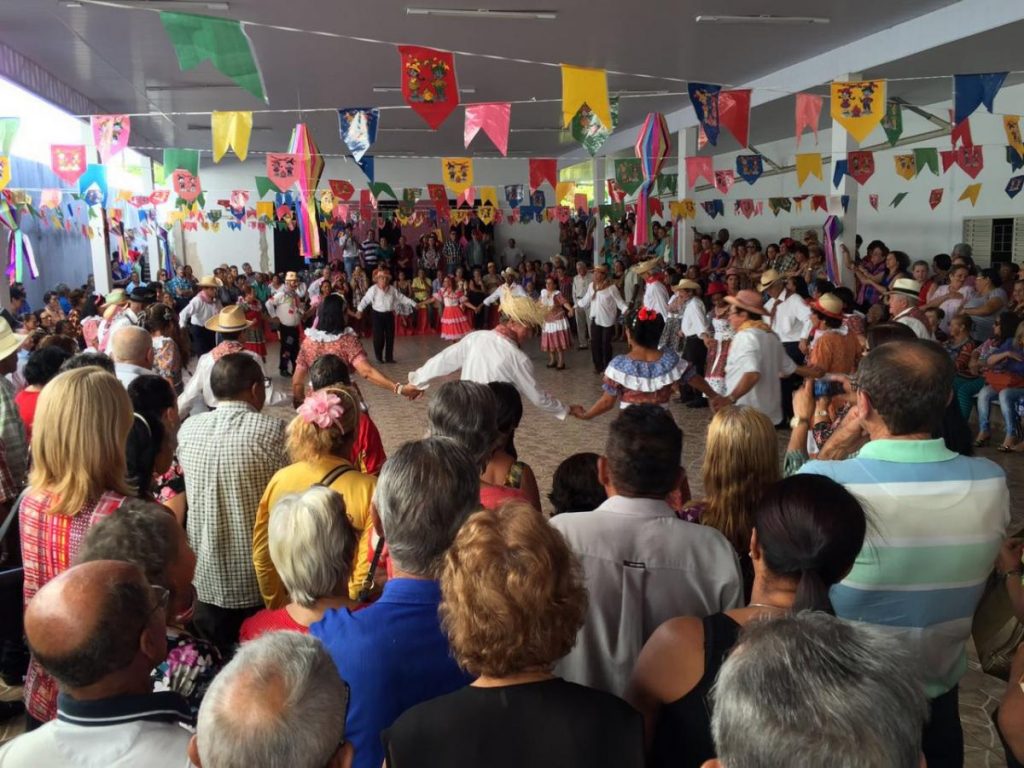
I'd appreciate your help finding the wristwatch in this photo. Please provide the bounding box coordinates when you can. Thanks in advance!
[789,416,809,429]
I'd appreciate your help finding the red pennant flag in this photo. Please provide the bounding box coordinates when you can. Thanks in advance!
[329,179,354,200]
[464,103,511,156]
[719,89,751,147]
[929,188,944,209]
[648,197,664,217]
[607,179,626,203]
[956,145,984,178]
[811,195,828,212]
[50,144,87,185]
[795,94,823,147]
[685,156,714,187]
[529,158,558,191]
[427,183,448,213]
[398,45,460,129]
[949,111,973,148]
[847,151,875,186]
[360,189,374,222]
[940,150,957,173]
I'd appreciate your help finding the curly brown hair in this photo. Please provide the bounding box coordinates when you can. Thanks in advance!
[439,500,586,678]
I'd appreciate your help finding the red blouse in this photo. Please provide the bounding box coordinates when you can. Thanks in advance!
[239,607,307,643]
[294,332,368,376]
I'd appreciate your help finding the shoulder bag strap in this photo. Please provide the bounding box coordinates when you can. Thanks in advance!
[315,464,354,488]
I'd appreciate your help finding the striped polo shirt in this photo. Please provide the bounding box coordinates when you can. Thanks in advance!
[799,438,1009,698]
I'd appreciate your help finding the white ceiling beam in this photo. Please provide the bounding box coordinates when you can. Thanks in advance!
[560,0,1024,164]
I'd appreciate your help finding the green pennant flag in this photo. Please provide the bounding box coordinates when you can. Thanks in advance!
[571,97,619,157]
[368,182,397,200]
[153,162,166,185]
[0,118,20,155]
[255,176,275,198]
[913,147,939,176]
[402,188,420,203]
[598,202,626,220]
[163,149,200,175]
[890,192,908,208]
[160,11,267,103]
[768,197,792,216]
[882,102,903,147]
[614,159,643,195]
[656,173,678,197]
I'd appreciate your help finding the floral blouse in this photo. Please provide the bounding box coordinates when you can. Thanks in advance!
[152,335,183,394]
[602,350,695,407]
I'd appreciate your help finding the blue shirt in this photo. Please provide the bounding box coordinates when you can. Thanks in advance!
[311,578,472,768]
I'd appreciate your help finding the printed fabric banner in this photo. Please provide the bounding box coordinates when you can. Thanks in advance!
[957,145,984,179]
[91,115,131,163]
[882,102,903,147]
[614,159,643,195]
[561,64,612,129]
[688,83,721,145]
[504,184,524,209]
[831,80,886,143]
[338,108,379,162]
[894,154,916,180]
[441,157,473,195]
[50,144,87,185]
[398,45,460,129]
[735,154,763,185]
[1005,116,1024,156]
[656,173,678,196]
[571,97,619,157]
[329,179,355,201]
[266,153,299,191]
[847,151,875,186]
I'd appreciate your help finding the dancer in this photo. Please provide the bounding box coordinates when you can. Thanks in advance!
[266,271,305,377]
[576,264,628,373]
[430,276,478,342]
[539,276,574,370]
[482,268,528,306]
[635,258,670,316]
[702,282,734,396]
[356,269,418,364]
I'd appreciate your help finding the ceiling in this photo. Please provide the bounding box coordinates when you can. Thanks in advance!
[0,0,967,161]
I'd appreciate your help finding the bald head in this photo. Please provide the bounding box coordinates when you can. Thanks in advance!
[111,326,153,367]
[857,339,953,436]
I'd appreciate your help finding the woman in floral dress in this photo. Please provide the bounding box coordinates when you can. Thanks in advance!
[539,275,574,370]
[239,281,268,361]
[702,281,734,396]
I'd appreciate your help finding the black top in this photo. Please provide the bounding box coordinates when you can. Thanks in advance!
[383,677,644,768]
[650,612,742,768]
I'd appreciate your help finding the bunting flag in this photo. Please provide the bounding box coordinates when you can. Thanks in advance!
[91,115,131,163]
[950,114,973,148]
[50,145,87,185]
[163,149,200,175]
[171,169,202,203]
[160,12,267,102]
[0,119,19,155]
[886,192,907,208]
[735,154,763,185]
[0,156,9,191]
[399,187,419,215]
[477,204,497,225]
[254,176,276,198]
[504,184,524,209]
[847,151,875,185]
[428,183,449,212]
[719,89,751,147]
[478,186,498,208]
[959,183,982,206]
[795,93,823,147]
[398,45,459,129]
[211,111,252,163]
[869,193,879,211]
[573,192,588,212]
[940,150,957,173]
[668,200,696,220]
[882,102,903,146]
[831,80,886,143]
[1008,146,1024,172]
[894,154,916,180]
[795,153,823,186]
[685,156,714,187]
[737,199,755,219]
[701,199,724,218]
[1007,175,1024,200]
[913,147,939,176]
[355,155,374,182]
[560,64,612,129]
[714,170,735,194]
[1005,116,1024,156]
[953,72,1008,125]
[832,160,848,189]
[633,112,670,247]
[529,158,557,191]
[607,179,626,203]
[811,195,828,212]
[929,189,944,210]
[78,164,108,206]
[266,153,299,191]
[768,197,792,216]
[656,173,678,196]
[956,145,984,179]
[338,108,379,162]
[329,179,355,201]
[368,182,397,200]
[688,83,721,145]
[555,181,576,204]
[614,159,643,195]
[464,102,511,156]
[441,157,473,195]
[571,97,619,156]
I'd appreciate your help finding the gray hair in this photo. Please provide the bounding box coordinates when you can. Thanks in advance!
[110,326,152,365]
[76,498,181,589]
[952,242,972,259]
[196,632,349,768]
[426,381,498,470]
[711,613,927,768]
[374,437,480,577]
[269,486,357,607]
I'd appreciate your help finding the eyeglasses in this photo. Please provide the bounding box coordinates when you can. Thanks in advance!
[146,584,170,624]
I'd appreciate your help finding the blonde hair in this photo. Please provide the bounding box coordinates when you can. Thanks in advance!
[285,386,361,464]
[700,406,780,552]
[28,368,133,516]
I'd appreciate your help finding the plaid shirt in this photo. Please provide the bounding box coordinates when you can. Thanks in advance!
[178,401,287,609]
[442,239,464,270]
[0,376,27,488]
[0,432,19,505]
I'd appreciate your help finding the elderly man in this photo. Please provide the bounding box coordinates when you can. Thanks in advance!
[164,265,193,310]
[266,271,305,377]
[576,264,627,373]
[887,278,933,339]
[189,632,352,768]
[110,326,154,388]
[0,561,191,766]
[407,292,568,419]
[707,613,928,768]
[313,438,478,768]
[105,284,156,348]
[177,305,261,416]
[571,261,593,350]
[482,268,528,305]
[672,278,710,405]
[356,269,417,365]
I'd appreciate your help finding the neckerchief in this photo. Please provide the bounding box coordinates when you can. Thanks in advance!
[739,319,773,334]
[493,324,520,347]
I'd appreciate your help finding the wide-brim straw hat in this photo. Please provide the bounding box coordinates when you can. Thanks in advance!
[724,289,768,316]
[886,278,923,300]
[285,271,300,283]
[499,290,548,328]
[634,257,663,276]
[196,275,222,289]
[501,268,519,279]
[673,279,701,293]
[205,304,256,333]
[810,293,845,320]
[0,317,26,360]
[103,289,128,306]
[758,269,782,290]
[594,263,609,273]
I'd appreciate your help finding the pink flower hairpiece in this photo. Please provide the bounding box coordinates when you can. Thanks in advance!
[298,391,345,429]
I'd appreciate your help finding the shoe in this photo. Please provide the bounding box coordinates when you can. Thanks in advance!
[557,364,565,370]
[385,359,396,364]
[546,362,556,368]
[973,434,991,447]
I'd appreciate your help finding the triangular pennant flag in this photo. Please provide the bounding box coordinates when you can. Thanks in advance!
[464,102,511,156]
[795,153,823,186]
[329,180,355,201]
[831,80,886,143]
[504,184,524,209]
[163,148,200,175]
[882,102,903,147]
[266,153,299,191]
[832,160,848,189]
[737,199,755,219]
[688,83,722,145]
[254,176,275,198]
[91,115,130,163]
[456,186,476,208]
[441,157,473,195]
[77,165,108,206]
[428,183,449,211]
[338,108,379,162]
[929,189,944,210]
[656,173,678,196]
[211,111,252,163]
[0,156,9,192]
[890,192,908,208]
[767,197,792,216]
[701,199,724,219]
[847,151,875,185]
[913,147,939,176]
[368,182,396,200]
[573,192,588,212]
[950,113,973,148]
[160,12,267,102]
[1007,175,1024,199]
[959,183,982,206]
[607,179,626,203]
[560,64,611,129]
[869,193,879,211]
[735,154,763,185]
[398,45,459,129]
[355,155,374,183]
[811,195,828,212]
[479,186,497,208]
[555,181,576,204]
[477,204,497,225]
[1008,146,1024,172]
[172,169,202,203]
[50,145,87,185]
[685,156,714,188]
[894,154,916,180]
[792,195,806,212]
[713,170,735,194]
[614,159,643,195]
[529,158,558,191]
[719,89,751,147]
[0,118,19,155]
[954,72,1008,125]
[571,97,619,156]
[795,93,823,147]
[940,150,957,173]
[1005,116,1024,156]
[956,145,984,179]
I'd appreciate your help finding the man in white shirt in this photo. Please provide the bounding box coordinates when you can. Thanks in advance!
[502,238,524,270]
[576,264,627,373]
[482,268,528,306]
[407,292,569,419]
[763,269,811,421]
[356,269,418,364]
[674,279,710,407]
[571,261,593,350]
[179,275,223,357]
[266,271,305,376]
[178,306,262,416]
[110,326,154,388]
[635,258,669,316]
[888,278,933,339]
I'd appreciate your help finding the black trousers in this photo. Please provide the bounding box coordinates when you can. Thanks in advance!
[781,340,805,422]
[680,334,708,400]
[591,322,614,372]
[190,325,216,358]
[922,685,963,768]
[192,601,260,660]
[278,324,300,374]
[372,310,396,362]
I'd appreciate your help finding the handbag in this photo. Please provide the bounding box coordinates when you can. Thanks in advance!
[972,526,1024,681]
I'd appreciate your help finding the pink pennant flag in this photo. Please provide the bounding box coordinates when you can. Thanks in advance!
[714,170,735,194]
[464,103,511,156]
[685,156,714,187]
[91,115,131,163]
[573,192,588,212]
[795,94,823,147]
[457,186,476,208]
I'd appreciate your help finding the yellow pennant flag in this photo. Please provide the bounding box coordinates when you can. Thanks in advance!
[1004,115,1024,156]
[477,204,496,225]
[561,64,612,129]
[959,183,982,206]
[831,80,886,143]
[115,189,133,202]
[669,199,695,220]
[479,186,498,208]
[0,155,10,191]
[894,154,916,181]
[319,190,335,213]
[211,111,253,163]
[795,153,823,187]
[555,181,576,204]
[441,157,473,196]
[256,201,275,219]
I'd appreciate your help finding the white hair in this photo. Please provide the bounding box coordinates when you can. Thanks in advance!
[196,632,349,768]
[269,486,357,608]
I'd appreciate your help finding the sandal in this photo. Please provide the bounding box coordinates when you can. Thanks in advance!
[998,441,1019,453]
[973,435,991,447]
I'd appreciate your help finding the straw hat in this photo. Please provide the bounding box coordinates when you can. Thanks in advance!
[886,278,923,300]
[285,271,300,283]
[758,269,782,290]
[0,317,26,360]
[103,289,128,306]
[501,267,519,279]
[634,257,663,276]
[810,293,845,320]
[499,290,548,328]
[196,275,222,289]
[673,279,701,293]
[706,281,727,297]
[594,263,609,273]
[724,289,768,316]
[204,305,256,333]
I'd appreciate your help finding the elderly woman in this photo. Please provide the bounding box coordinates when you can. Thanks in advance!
[954,312,1022,425]
[253,385,377,608]
[923,264,974,335]
[974,314,1024,451]
[241,486,359,641]
[539,275,574,369]
[963,267,1009,341]
[383,500,645,768]
[548,452,607,516]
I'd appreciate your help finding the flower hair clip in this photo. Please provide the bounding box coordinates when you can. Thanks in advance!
[297,391,345,429]
[637,307,659,322]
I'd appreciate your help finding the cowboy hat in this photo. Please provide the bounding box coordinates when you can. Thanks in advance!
[127,286,157,305]
[204,305,255,333]
[634,257,663,276]
[758,269,782,290]
[706,281,727,297]
[0,317,26,360]
[501,267,519,279]
[886,278,923,300]
[810,293,845,320]
[285,271,300,283]
[103,289,128,306]
[593,263,609,273]
[673,279,701,293]
[724,289,768,316]
[196,275,222,289]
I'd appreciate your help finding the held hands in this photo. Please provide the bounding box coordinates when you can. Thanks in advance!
[709,395,732,412]
[569,404,587,419]
[401,385,424,401]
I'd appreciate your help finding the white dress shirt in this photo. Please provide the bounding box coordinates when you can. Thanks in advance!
[642,280,670,317]
[177,343,263,415]
[894,308,933,339]
[408,329,568,419]
[577,283,627,327]
[725,327,797,425]
[680,296,710,338]
[178,294,221,329]
[266,288,302,327]
[357,284,418,314]
[114,362,151,389]
[769,293,813,343]
[483,283,528,306]
[572,273,593,302]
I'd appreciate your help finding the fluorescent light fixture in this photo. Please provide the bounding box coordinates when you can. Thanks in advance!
[695,14,829,25]
[406,7,557,20]
[614,89,670,97]
[146,84,240,92]
[63,1,229,9]
[373,85,476,94]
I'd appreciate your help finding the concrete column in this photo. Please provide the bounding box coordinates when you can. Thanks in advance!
[829,74,860,288]
[592,155,605,267]
[676,127,697,265]
[84,130,113,296]
[142,156,161,281]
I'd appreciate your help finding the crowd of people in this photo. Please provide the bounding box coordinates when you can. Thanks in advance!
[0,213,1021,768]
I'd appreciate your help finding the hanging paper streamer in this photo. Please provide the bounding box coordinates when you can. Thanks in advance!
[795,93,823,147]
[1005,116,1024,156]
[78,164,109,206]
[701,199,724,219]
[571,97,619,157]
[831,80,886,143]
[49,145,87,186]
[954,72,1008,126]
[1007,176,1024,200]
[329,179,355,201]
[956,145,984,179]
[688,83,721,145]
[795,153,823,187]
[338,108,379,162]
[504,184,524,209]
[614,159,643,195]
[464,102,511,156]
[266,153,299,191]
[561,64,612,129]
[5,228,39,283]
[869,194,879,211]
[685,157,714,188]
[913,148,939,176]
[735,154,763,185]
[160,12,267,102]
[289,123,324,196]
[441,157,473,196]
[632,111,671,248]
[719,89,751,147]
[91,115,131,163]
[929,189,944,210]
[211,111,252,162]
[882,102,903,147]
[714,170,735,195]
[890,192,908,208]
[398,45,459,129]
[0,119,19,156]
[959,183,982,206]
[847,151,875,185]
[894,154,916,180]
[832,160,848,189]
[529,159,557,191]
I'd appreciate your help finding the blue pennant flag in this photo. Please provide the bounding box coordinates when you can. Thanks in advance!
[355,155,374,183]
[832,160,849,189]
[504,184,524,209]
[1006,175,1024,200]
[735,154,763,185]
[338,108,379,163]
[688,83,721,146]
[78,164,108,207]
[954,72,1008,125]
[841,195,850,213]
[701,199,724,219]
[1007,146,1024,172]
